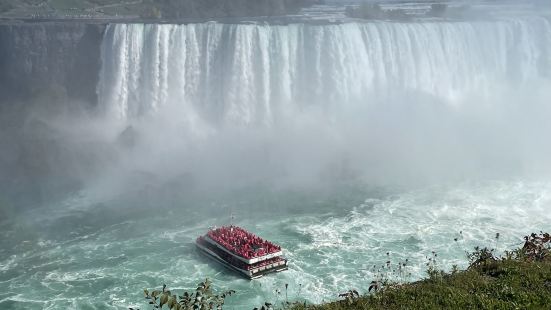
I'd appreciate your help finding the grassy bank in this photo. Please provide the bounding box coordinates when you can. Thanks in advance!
[135,233,551,310]
[291,234,551,310]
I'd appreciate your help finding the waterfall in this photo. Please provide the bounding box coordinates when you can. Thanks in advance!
[98,18,551,123]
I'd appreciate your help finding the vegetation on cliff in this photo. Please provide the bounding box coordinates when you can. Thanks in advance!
[144,0,317,19]
[344,2,475,21]
[134,232,551,309]
[0,0,318,19]
[292,232,551,310]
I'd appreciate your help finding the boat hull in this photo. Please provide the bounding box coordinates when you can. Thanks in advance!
[195,242,288,280]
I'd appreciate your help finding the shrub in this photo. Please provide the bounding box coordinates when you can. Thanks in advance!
[520,232,551,261]
[133,279,235,310]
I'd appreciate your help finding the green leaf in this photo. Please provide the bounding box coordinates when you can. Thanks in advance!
[160,293,169,307]
[152,290,162,298]
[167,295,176,309]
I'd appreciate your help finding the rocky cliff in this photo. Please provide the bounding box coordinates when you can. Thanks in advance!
[0,23,104,104]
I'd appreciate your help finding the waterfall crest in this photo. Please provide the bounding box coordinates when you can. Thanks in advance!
[98,18,551,123]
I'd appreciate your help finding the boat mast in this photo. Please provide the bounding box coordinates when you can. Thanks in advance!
[230,209,235,229]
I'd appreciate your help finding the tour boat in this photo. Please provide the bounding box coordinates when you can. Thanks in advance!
[196,226,288,279]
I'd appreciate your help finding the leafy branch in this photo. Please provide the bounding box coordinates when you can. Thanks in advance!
[132,279,235,310]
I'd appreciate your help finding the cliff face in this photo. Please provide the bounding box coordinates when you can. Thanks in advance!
[0,0,319,104]
[0,23,104,104]
[0,23,107,209]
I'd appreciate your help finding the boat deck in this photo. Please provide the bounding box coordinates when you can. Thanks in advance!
[196,226,288,279]
[196,240,287,279]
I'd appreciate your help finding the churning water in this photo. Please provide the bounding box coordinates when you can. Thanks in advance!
[1,10,551,310]
[1,181,550,309]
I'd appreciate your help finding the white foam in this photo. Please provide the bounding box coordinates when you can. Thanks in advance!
[98,18,551,123]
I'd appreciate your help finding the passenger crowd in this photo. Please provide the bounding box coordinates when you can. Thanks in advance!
[246,257,285,270]
[197,237,285,271]
[207,226,281,259]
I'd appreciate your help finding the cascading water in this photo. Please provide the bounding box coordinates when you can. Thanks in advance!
[99,18,551,123]
[94,17,551,188]
[2,13,551,310]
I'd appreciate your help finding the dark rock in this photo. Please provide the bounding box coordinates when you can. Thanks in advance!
[0,23,105,105]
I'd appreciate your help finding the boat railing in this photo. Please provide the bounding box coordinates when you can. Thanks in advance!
[203,235,283,264]
[206,226,281,259]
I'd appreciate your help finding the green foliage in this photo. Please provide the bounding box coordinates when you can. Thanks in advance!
[135,279,235,310]
[135,233,551,310]
[253,300,308,310]
[467,246,496,267]
[519,232,551,262]
[337,290,359,305]
[289,232,551,310]
[153,0,315,18]
[1,0,316,18]
[252,283,308,310]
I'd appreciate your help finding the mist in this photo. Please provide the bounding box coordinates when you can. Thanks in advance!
[1,1,551,309]
[1,16,551,212]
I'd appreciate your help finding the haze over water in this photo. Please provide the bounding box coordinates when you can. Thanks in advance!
[1,2,551,309]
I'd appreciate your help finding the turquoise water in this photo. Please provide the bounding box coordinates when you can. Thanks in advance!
[1,180,549,309]
[2,10,551,310]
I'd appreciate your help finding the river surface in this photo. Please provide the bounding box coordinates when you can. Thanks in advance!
[1,2,551,309]
[1,180,550,309]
